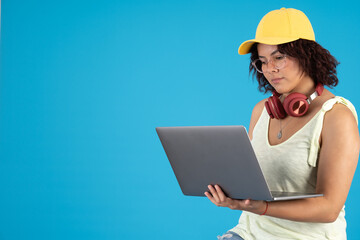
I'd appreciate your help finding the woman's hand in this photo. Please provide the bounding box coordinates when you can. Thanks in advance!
[204,184,267,215]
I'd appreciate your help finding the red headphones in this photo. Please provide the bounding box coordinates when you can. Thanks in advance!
[265,83,324,119]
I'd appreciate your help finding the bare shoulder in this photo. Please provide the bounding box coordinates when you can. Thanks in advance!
[322,101,359,147]
[248,99,267,139]
[253,99,267,114]
[319,90,357,128]
[323,102,358,128]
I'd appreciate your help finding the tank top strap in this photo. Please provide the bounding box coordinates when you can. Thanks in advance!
[307,96,358,167]
[251,107,269,146]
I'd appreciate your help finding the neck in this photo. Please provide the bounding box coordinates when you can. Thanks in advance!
[282,75,316,98]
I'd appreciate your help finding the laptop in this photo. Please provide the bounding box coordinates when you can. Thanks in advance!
[156,125,323,201]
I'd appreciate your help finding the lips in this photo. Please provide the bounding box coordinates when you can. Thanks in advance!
[271,77,284,84]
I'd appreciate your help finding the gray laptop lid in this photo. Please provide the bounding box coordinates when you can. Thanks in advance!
[156,125,323,201]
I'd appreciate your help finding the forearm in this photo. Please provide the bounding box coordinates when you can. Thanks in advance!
[207,185,343,223]
[254,197,340,223]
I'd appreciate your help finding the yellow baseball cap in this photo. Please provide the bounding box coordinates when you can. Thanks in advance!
[238,8,315,55]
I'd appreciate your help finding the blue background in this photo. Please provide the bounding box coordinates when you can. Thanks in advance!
[1,0,360,239]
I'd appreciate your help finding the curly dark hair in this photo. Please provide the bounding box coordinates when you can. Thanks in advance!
[249,39,339,93]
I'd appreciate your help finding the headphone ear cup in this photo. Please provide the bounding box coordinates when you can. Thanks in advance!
[283,93,309,117]
[266,96,286,119]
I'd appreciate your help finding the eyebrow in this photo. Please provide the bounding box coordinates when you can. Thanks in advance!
[258,49,280,58]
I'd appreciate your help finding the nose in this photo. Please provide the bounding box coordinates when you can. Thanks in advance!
[264,60,279,74]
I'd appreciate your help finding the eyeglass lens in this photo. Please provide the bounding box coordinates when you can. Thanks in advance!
[252,55,286,73]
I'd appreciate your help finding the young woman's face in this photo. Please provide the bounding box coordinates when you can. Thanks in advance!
[257,43,311,95]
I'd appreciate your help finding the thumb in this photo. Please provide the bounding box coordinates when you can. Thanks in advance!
[244,199,251,205]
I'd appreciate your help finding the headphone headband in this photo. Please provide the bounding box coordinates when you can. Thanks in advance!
[266,83,324,119]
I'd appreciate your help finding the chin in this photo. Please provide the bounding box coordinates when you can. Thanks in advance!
[273,85,292,95]
[273,87,286,94]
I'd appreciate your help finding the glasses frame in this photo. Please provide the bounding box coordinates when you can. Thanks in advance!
[252,54,288,74]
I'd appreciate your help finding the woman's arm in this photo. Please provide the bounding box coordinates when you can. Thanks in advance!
[205,103,360,223]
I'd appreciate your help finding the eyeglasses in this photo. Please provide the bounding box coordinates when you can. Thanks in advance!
[252,54,287,74]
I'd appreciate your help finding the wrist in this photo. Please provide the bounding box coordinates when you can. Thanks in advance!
[260,201,269,216]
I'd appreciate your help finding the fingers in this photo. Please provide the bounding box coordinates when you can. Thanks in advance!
[205,184,229,207]
[205,188,264,213]
[207,185,220,203]
[244,199,251,205]
[204,191,217,205]
[214,184,227,202]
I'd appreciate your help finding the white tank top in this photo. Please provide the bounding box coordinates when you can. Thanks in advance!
[230,96,358,240]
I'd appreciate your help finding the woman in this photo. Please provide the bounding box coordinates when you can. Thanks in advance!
[205,8,360,240]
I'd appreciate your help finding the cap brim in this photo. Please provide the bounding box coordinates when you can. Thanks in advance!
[238,37,299,55]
